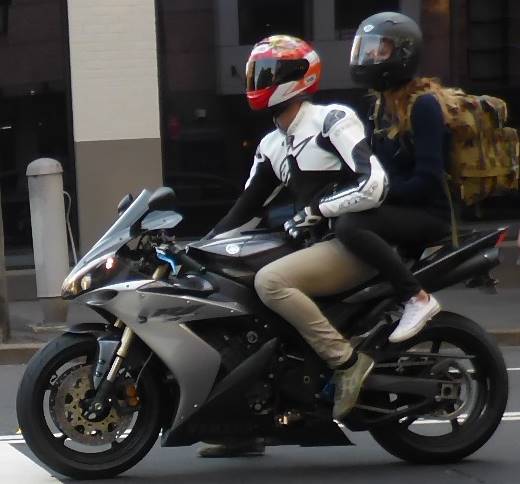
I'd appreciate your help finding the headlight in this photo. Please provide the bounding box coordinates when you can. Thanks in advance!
[105,257,115,270]
[62,253,117,299]
[80,274,92,291]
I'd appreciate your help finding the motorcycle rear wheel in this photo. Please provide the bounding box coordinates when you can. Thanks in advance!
[369,312,508,464]
[17,333,163,479]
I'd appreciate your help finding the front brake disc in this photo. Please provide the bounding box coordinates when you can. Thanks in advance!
[49,365,133,446]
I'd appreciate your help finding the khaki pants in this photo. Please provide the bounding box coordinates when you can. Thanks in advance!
[254,239,375,368]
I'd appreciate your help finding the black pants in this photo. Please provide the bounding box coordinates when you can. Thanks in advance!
[335,205,450,302]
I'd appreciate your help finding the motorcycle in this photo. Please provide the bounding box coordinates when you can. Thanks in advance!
[17,187,509,479]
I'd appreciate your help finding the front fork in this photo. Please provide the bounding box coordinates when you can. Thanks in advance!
[105,323,135,383]
[85,265,167,420]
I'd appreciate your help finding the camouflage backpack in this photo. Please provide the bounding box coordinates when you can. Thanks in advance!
[436,89,519,205]
[373,88,519,246]
[374,88,519,205]
[409,88,520,206]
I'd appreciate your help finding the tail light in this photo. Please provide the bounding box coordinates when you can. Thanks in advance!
[495,227,509,247]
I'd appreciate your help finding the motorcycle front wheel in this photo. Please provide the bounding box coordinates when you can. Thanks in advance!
[369,312,508,464]
[17,333,163,480]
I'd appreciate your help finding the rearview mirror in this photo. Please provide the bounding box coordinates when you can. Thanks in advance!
[148,187,176,212]
[117,193,134,216]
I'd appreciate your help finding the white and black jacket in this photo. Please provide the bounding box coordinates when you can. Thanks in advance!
[213,101,389,235]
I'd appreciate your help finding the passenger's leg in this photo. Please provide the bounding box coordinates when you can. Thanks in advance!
[335,205,449,342]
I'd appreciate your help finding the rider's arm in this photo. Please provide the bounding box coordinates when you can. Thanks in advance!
[211,147,281,236]
[314,108,389,218]
[386,94,445,204]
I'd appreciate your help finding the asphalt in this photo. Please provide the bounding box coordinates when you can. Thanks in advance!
[0,300,105,364]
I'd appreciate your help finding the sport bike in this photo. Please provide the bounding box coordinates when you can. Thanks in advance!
[17,187,509,479]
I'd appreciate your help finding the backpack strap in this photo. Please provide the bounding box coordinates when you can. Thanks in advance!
[376,90,460,248]
[370,95,382,134]
[442,174,460,248]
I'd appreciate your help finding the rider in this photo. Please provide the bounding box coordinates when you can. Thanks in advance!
[199,34,388,457]
[334,12,451,344]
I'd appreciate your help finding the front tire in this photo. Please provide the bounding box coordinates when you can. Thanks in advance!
[369,312,508,464]
[17,333,163,479]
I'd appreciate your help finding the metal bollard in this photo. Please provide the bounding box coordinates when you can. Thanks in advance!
[26,158,69,328]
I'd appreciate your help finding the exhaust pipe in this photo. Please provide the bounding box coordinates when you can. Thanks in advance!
[421,247,500,293]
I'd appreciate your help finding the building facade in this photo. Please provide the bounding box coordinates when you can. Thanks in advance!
[1,0,519,266]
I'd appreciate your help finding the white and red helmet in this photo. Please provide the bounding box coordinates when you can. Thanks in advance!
[245,35,321,111]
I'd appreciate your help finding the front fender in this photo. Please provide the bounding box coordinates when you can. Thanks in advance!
[66,322,111,337]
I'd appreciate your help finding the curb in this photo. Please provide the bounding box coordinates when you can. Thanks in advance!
[1,330,520,366]
[0,343,43,365]
[490,330,520,347]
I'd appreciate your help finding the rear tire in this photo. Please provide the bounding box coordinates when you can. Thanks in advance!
[17,333,163,479]
[369,312,508,464]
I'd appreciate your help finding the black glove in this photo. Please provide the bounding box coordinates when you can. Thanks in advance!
[284,206,323,240]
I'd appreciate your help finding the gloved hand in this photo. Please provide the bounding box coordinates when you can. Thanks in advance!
[284,206,323,240]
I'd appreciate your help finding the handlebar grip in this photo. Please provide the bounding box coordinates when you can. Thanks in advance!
[176,251,206,273]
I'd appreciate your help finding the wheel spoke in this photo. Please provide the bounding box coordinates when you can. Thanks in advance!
[403,415,420,427]
[450,418,461,432]
[431,340,441,354]
[469,370,481,382]
[111,440,121,449]
[54,434,67,446]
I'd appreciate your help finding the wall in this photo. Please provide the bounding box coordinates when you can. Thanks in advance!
[0,0,64,90]
[214,0,424,95]
[67,0,163,253]
[420,0,451,82]
[0,0,72,265]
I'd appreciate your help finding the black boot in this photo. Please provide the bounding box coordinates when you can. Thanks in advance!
[198,439,265,458]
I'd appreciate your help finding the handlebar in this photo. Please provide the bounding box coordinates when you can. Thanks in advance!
[153,242,206,275]
[176,250,206,274]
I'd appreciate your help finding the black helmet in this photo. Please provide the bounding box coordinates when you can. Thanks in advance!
[349,12,422,91]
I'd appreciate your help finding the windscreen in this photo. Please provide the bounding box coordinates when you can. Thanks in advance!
[66,189,183,280]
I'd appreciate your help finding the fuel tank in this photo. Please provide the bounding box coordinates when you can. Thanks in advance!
[187,231,294,286]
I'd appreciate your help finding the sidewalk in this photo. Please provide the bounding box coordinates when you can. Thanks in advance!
[0,300,105,364]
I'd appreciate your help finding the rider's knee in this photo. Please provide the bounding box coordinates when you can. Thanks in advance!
[254,266,285,302]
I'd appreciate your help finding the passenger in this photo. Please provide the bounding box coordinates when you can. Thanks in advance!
[335,12,452,344]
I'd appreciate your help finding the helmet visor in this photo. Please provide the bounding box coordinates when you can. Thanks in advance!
[246,58,309,91]
[350,35,395,66]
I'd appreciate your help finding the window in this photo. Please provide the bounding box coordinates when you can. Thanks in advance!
[0,0,10,35]
[0,0,75,267]
[238,0,312,45]
[467,0,508,82]
[335,0,400,40]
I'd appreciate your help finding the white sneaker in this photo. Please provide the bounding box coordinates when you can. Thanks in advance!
[389,294,441,343]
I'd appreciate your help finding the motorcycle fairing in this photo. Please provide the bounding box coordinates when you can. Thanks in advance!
[79,279,251,428]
